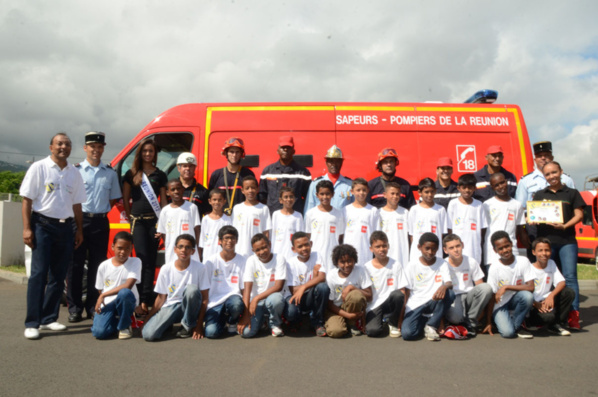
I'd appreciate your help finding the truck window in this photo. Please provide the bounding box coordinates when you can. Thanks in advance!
[117,132,194,182]
[582,205,594,228]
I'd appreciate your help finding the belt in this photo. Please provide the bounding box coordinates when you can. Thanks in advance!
[83,212,108,218]
[33,212,73,224]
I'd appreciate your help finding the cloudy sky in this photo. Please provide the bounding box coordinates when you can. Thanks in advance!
[1,1,597,186]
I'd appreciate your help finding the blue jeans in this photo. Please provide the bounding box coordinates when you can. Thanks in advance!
[204,295,245,339]
[142,285,202,341]
[242,292,285,338]
[25,213,74,328]
[91,289,136,339]
[492,290,533,338]
[551,243,579,311]
[402,289,455,341]
[283,282,330,328]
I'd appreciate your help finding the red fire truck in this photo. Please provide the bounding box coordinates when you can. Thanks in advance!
[577,175,598,268]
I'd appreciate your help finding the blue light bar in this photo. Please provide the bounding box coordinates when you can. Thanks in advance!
[464,89,498,104]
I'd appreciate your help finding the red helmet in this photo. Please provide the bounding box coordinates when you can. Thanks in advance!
[376,147,399,169]
[221,137,245,157]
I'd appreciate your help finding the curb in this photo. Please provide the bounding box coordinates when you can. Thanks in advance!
[0,269,28,285]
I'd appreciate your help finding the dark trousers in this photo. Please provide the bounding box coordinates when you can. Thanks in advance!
[527,287,575,327]
[365,289,405,337]
[25,213,74,328]
[67,216,109,316]
[402,289,456,341]
[284,282,330,328]
[131,216,159,306]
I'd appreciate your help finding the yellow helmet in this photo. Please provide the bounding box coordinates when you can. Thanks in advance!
[325,145,343,159]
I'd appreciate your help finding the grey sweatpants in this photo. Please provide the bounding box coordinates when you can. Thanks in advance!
[446,283,493,325]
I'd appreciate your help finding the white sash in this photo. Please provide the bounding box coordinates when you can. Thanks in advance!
[141,172,161,217]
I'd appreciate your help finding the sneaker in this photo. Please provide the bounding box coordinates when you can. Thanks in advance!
[24,328,40,340]
[315,326,327,337]
[568,310,581,331]
[548,323,571,336]
[517,328,534,339]
[465,319,477,338]
[271,325,284,337]
[118,327,133,340]
[424,325,440,341]
[227,323,238,334]
[388,324,401,338]
[176,326,192,338]
[349,324,362,336]
[39,322,67,331]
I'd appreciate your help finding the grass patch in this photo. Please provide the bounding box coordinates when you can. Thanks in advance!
[1,265,26,274]
[578,264,598,280]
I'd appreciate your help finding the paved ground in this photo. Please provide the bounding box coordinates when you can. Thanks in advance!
[1,277,598,397]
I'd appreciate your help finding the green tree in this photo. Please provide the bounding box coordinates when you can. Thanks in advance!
[0,171,26,194]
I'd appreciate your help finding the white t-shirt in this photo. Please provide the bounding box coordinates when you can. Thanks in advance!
[364,258,406,312]
[271,210,304,261]
[204,253,246,309]
[157,202,201,264]
[483,197,526,265]
[154,260,210,308]
[377,206,410,267]
[305,206,345,273]
[95,257,142,306]
[232,202,272,257]
[286,252,325,287]
[530,260,566,302]
[342,204,379,266]
[447,255,485,295]
[447,199,487,264]
[407,204,448,263]
[326,265,372,307]
[487,256,534,310]
[243,253,287,300]
[199,214,232,261]
[404,257,452,313]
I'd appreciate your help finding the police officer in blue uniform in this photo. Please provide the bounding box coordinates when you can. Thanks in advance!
[304,145,353,214]
[67,132,122,323]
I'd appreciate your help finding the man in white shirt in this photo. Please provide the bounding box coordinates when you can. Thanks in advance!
[20,133,87,339]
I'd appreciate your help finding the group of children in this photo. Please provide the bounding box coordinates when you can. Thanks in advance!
[89,173,576,341]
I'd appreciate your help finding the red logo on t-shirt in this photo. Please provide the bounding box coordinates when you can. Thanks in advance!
[431,226,437,233]
[435,275,442,282]
[546,276,551,284]
[182,223,189,231]
[361,225,367,233]
[508,213,515,221]
[330,226,336,233]
[463,274,469,281]
[269,274,275,282]
[516,279,522,286]
[289,233,293,241]
[253,218,260,226]
[397,223,403,230]
[231,276,238,284]
[470,223,476,231]
[387,278,394,286]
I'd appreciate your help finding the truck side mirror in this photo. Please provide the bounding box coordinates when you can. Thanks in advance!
[294,155,313,168]
[241,155,259,168]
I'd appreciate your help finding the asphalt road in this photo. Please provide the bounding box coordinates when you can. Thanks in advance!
[1,277,598,397]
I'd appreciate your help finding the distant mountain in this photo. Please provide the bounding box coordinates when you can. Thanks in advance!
[0,160,28,172]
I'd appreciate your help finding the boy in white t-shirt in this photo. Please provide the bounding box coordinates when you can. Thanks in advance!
[364,231,406,338]
[239,234,287,338]
[232,176,272,257]
[142,234,210,341]
[443,234,493,337]
[527,238,574,336]
[91,232,141,340]
[325,244,373,338]
[402,233,455,341]
[305,180,345,273]
[408,178,448,263]
[157,179,201,264]
[447,174,487,264]
[342,178,379,267]
[483,173,529,272]
[485,231,534,339]
[199,189,232,262]
[203,226,247,339]
[284,231,330,337]
[377,182,409,267]
[271,186,304,260]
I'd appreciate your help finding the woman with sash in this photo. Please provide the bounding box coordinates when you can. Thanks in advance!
[122,139,168,314]
[532,161,584,330]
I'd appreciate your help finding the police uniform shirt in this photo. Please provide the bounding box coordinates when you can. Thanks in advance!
[367,175,416,210]
[515,168,576,209]
[182,178,210,217]
[433,179,459,209]
[473,165,517,202]
[303,173,353,215]
[77,160,121,214]
[258,160,312,214]
[20,156,87,219]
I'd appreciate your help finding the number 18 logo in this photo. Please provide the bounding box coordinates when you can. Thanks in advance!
[456,145,477,172]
